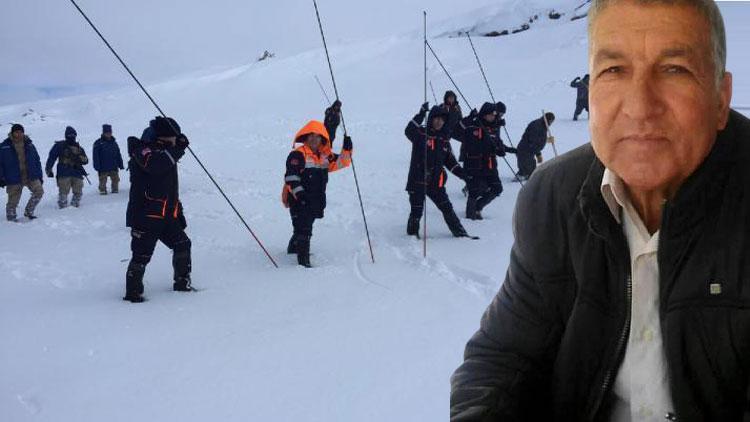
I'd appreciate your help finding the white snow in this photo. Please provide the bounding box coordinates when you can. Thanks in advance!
[1,2,748,421]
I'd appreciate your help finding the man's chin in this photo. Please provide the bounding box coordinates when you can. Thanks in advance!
[614,163,675,194]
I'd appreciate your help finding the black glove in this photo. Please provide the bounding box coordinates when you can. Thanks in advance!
[294,191,307,206]
[176,134,190,150]
[469,108,478,118]
[0,179,5,188]
[506,147,518,154]
[46,169,54,178]
[342,136,353,151]
[498,118,506,127]
[421,102,430,113]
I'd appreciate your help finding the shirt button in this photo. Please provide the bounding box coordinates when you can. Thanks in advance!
[643,328,654,342]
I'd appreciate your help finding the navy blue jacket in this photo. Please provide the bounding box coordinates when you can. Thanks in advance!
[126,140,187,229]
[455,116,508,176]
[404,110,464,192]
[93,137,124,172]
[0,137,44,185]
[46,140,89,179]
[517,118,549,155]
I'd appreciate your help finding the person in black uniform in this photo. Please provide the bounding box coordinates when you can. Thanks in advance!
[123,116,193,303]
[516,112,555,180]
[404,102,469,238]
[570,74,590,121]
[455,103,514,220]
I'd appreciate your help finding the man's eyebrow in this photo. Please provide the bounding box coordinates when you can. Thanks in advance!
[593,48,624,63]
[659,45,696,59]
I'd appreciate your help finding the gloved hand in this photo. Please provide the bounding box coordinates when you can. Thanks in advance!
[547,136,555,144]
[506,147,518,154]
[176,134,190,150]
[46,169,54,178]
[469,108,478,118]
[342,136,353,151]
[536,153,544,164]
[498,118,506,127]
[0,179,5,188]
[294,191,307,206]
[421,102,430,113]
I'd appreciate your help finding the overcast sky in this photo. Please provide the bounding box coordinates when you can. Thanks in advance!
[0,0,502,105]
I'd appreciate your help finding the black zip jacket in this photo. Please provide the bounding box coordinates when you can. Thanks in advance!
[405,110,464,191]
[126,140,186,230]
[450,110,750,421]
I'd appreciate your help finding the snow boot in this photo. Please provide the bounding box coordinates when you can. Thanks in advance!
[444,209,469,238]
[124,261,147,303]
[407,216,421,237]
[173,276,193,292]
[297,236,312,268]
[287,235,298,254]
[466,197,480,220]
[172,250,193,291]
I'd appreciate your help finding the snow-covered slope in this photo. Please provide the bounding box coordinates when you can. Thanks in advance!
[1,3,748,421]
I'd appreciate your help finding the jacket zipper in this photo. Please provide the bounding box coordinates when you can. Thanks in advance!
[589,273,632,420]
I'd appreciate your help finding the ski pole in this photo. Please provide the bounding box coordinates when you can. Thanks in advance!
[542,110,558,157]
[313,0,375,264]
[69,0,279,268]
[425,41,473,110]
[422,11,428,258]
[464,32,524,180]
[429,81,438,105]
[465,32,496,103]
[314,75,332,105]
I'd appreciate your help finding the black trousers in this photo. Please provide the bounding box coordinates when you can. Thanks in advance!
[517,150,537,178]
[290,207,316,238]
[467,171,503,211]
[408,187,454,219]
[574,99,589,119]
[127,220,191,295]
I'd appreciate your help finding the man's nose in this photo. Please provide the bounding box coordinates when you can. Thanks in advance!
[622,71,666,122]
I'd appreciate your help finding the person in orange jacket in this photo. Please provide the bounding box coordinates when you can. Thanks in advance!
[282,120,352,267]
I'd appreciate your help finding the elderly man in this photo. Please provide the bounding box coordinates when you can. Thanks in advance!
[450,1,745,421]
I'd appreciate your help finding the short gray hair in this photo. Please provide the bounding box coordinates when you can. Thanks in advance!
[588,0,727,85]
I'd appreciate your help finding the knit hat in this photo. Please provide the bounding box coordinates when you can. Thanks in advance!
[428,106,450,123]
[65,126,77,139]
[10,123,24,134]
[479,102,496,117]
[102,124,112,134]
[495,101,507,114]
[153,117,181,138]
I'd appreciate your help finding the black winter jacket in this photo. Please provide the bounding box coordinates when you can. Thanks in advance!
[451,110,750,421]
[126,140,186,230]
[455,116,508,176]
[517,117,548,155]
[405,110,464,192]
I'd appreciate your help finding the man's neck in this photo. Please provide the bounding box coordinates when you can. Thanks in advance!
[625,186,674,235]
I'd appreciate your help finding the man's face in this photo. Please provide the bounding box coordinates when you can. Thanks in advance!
[103,133,113,140]
[445,96,455,107]
[589,1,732,194]
[306,134,323,152]
[431,116,446,132]
[483,112,497,124]
[11,130,24,142]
